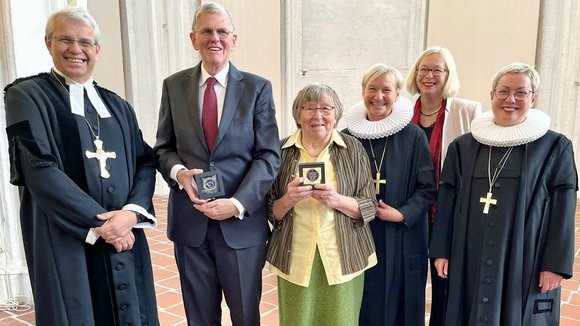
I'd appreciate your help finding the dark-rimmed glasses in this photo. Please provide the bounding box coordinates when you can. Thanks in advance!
[417,67,447,77]
[493,88,534,101]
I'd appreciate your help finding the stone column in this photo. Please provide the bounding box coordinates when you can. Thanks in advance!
[536,0,580,170]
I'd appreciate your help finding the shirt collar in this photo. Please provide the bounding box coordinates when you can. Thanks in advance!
[200,62,230,87]
[52,68,111,118]
[282,129,347,149]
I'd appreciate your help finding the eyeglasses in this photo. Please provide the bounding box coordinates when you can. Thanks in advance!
[301,106,335,116]
[417,67,447,77]
[493,88,534,101]
[195,27,234,39]
[52,36,97,49]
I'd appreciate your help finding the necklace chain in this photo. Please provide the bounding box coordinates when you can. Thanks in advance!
[420,107,441,117]
[368,138,388,175]
[51,70,100,140]
[487,146,514,192]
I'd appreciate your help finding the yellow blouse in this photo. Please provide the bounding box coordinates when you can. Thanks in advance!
[270,130,377,286]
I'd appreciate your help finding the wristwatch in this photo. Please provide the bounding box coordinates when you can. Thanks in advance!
[135,212,147,223]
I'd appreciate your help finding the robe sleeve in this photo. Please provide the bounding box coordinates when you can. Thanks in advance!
[540,137,578,279]
[5,82,107,241]
[430,140,460,259]
[397,130,437,228]
[123,108,157,216]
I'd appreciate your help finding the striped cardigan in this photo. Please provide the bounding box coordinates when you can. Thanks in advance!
[266,131,377,276]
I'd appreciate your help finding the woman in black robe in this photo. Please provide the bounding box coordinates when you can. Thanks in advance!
[344,63,436,326]
[430,62,578,325]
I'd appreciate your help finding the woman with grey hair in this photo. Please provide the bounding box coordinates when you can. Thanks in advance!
[344,63,436,325]
[430,62,577,325]
[266,83,377,325]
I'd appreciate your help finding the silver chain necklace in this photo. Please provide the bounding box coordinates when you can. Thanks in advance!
[51,70,116,178]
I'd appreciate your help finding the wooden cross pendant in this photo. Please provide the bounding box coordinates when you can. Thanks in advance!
[479,192,497,214]
[373,172,386,194]
[85,139,117,179]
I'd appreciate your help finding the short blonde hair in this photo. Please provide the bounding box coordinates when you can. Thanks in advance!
[362,63,404,91]
[405,46,460,98]
[491,62,540,92]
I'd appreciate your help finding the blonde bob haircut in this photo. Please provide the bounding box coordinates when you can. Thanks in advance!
[405,46,460,98]
[361,63,404,91]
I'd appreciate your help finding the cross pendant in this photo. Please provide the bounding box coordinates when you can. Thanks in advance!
[479,192,497,214]
[85,139,117,178]
[373,172,386,194]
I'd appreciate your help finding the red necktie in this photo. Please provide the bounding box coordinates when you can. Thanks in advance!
[202,77,218,151]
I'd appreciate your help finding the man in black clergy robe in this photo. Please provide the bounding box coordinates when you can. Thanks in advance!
[4,7,158,325]
[430,62,578,325]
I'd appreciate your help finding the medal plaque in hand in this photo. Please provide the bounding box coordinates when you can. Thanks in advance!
[194,170,225,200]
[298,162,325,186]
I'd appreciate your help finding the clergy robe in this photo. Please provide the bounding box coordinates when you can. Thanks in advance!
[430,131,577,326]
[345,124,436,326]
[4,73,159,326]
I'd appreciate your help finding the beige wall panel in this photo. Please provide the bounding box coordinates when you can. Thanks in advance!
[284,0,427,136]
[426,0,540,109]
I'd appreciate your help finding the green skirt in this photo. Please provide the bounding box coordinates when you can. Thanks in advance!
[277,248,364,326]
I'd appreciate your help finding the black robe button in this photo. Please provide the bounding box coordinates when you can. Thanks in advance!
[119,283,127,290]
[486,260,493,266]
[486,240,495,246]
[484,278,493,284]
[107,186,114,193]
[120,303,128,311]
[482,297,489,303]
[493,182,501,188]
[116,264,125,270]
[480,316,489,322]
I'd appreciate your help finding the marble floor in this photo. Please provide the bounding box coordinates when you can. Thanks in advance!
[1,196,580,325]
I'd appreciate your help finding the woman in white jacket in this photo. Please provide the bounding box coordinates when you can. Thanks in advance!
[406,46,482,326]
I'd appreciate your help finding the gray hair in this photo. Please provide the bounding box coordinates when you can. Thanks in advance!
[45,6,101,45]
[291,83,344,128]
[405,46,460,98]
[192,2,236,33]
[491,62,540,92]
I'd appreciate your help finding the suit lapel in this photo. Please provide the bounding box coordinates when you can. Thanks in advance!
[214,64,244,149]
[184,65,209,153]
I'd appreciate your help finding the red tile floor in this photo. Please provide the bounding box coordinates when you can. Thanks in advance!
[1,196,580,325]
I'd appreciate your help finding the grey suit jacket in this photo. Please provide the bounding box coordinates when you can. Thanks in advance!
[154,62,280,249]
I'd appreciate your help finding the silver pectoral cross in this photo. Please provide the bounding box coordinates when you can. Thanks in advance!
[373,172,386,194]
[85,139,116,178]
[479,192,497,214]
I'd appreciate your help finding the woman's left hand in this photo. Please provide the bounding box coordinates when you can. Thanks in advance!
[312,184,337,207]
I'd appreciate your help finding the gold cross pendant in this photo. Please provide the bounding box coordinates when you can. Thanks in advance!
[373,172,386,194]
[479,192,497,214]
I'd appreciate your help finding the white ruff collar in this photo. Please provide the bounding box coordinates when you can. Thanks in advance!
[471,109,551,147]
[344,97,413,139]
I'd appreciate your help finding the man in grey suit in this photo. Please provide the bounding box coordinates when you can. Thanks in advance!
[154,2,280,325]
